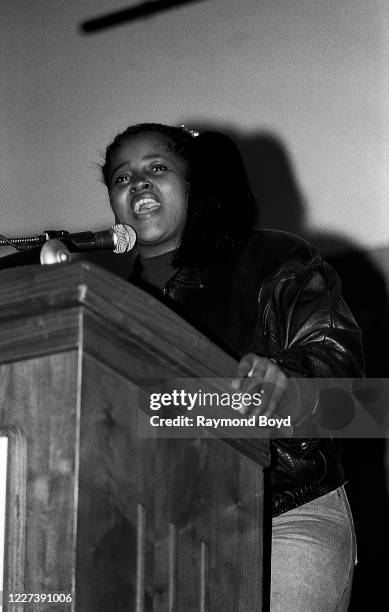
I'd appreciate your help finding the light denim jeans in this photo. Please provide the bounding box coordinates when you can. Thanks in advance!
[270,486,357,611]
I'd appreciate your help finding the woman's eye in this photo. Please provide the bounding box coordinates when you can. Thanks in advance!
[115,174,130,184]
[151,164,168,173]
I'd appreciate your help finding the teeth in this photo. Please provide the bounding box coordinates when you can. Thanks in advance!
[133,198,160,214]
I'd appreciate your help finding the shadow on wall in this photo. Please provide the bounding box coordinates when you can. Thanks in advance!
[219,125,389,612]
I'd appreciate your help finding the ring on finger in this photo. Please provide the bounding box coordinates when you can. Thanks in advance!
[247,364,256,378]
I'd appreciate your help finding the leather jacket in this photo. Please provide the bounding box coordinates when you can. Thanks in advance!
[131,230,365,516]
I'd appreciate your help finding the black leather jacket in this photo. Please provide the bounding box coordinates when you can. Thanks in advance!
[131,230,364,516]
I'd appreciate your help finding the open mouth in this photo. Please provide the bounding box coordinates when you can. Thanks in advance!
[133,197,161,217]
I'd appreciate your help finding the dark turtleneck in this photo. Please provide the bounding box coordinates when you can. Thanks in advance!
[139,250,179,291]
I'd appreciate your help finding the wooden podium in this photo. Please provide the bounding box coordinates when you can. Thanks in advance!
[0,262,269,611]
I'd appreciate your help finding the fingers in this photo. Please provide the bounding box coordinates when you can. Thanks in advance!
[231,353,265,390]
[232,354,288,417]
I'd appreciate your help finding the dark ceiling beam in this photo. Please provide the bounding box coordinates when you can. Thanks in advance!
[80,0,211,33]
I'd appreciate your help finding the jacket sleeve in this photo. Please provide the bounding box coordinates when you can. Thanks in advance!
[258,257,365,435]
[261,256,364,379]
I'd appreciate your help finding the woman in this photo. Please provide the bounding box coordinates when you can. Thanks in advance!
[102,123,364,610]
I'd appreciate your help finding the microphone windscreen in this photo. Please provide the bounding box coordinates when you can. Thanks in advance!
[112,224,137,253]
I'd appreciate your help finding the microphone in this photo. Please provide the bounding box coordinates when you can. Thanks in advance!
[63,224,137,253]
[0,224,137,254]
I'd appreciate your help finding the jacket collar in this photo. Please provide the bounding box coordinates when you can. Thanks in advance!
[130,254,209,290]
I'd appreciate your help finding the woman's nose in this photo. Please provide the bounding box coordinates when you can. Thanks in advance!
[130,177,151,193]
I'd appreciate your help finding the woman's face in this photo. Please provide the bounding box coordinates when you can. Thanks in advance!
[107,132,189,258]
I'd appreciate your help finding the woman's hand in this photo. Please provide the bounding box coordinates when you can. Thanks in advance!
[231,353,288,418]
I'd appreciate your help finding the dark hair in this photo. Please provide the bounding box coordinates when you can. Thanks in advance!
[102,123,257,270]
[102,123,194,186]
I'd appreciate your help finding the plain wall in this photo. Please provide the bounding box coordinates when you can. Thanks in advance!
[1,0,388,249]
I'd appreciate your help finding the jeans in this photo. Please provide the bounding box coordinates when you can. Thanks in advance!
[270,486,357,611]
